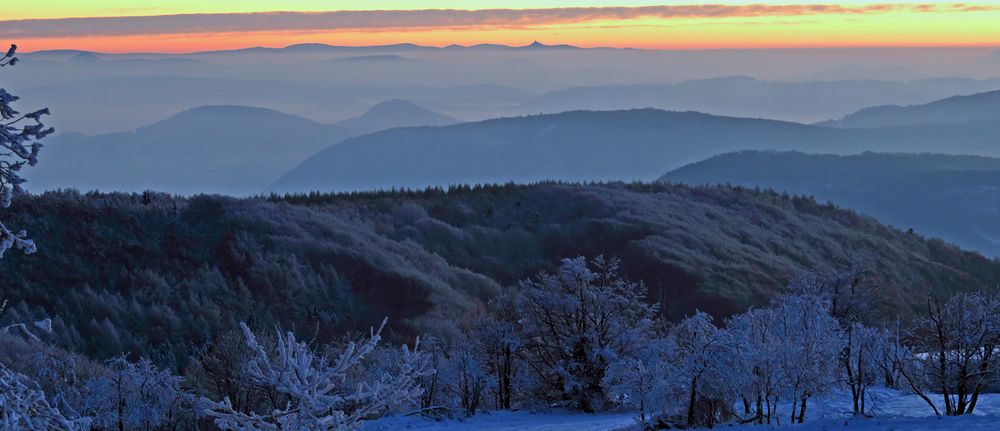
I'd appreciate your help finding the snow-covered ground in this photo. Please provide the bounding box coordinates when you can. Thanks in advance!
[706,389,1000,431]
[362,410,637,431]
[364,390,1000,430]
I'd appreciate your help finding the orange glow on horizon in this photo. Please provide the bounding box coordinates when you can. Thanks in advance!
[5,4,1000,53]
[15,33,1000,55]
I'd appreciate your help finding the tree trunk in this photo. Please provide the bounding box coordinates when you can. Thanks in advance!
[500,347,513,409]
[686,376,699,426]
[640,397,646,424]
[860,387,866,415]
[789,393,798,425]
[968,384,983,414]
[967,347,993,415]
[756,394,764,424]
[798,397,808,424]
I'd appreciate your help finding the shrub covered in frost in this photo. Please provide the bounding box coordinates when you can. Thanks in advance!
[204,319,433,431]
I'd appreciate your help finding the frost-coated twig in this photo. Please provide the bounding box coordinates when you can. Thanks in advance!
[0,43,50,258]
[205,318,434,431]
[0,362,88,430]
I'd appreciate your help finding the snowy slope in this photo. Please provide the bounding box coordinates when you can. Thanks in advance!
[364,390,1000,431]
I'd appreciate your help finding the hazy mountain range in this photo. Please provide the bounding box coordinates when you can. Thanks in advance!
[26,100,458,195]
[193,41,584,55]
[17,75,508,134]
[19,74,1000,134]
[24,85,1000,201]
[517,77,1000,123]
[11,44,1000,135]
[661,151,1000,257]
[818,90,1000,128]
[272,93,1000,193]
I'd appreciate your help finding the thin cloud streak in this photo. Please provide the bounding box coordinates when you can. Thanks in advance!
[2,3,997,39]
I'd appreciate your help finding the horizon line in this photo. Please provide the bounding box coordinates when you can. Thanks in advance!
[21,41,1000,56]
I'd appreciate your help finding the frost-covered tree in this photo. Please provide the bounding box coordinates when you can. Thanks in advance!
[789,268,883,415]
[82,356,198,431]
[30,353,84,422]
[0,300,53,342]
[769,295,843,424]
[516,256,657,412]
[840,323,892,416]
[724,295,845,425]
[899,293,1000,416]
[0,302,84,430]
[205,319,433,430]
[787,268,878,327]
[470,293,523,410]
[187,328,267,417]
[0,363,86,431]
[725,308,783,424]
[669,311,735,428]
[441,347,492,416]
[602,337,672,425]
[1,44,51,258]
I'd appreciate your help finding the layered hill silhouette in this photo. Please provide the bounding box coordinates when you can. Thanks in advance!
[271,108,1000,193]
[189,41,581,55]
[516,77,1000,123]
[819,89,1000,128]
[334,99,459,133]
[4,183,997,360]
[19,75,514,134]
[660,151,1000,257]
[27,100,459,195]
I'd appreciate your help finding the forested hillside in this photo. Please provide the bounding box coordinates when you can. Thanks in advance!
[661,151,1000,256]
[1,183,996,370]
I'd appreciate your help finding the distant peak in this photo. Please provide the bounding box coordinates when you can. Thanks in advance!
[70,51,101,63]
[284,43,333,49]
[165,105,310,123]
[518,40,579,50]
[334,99,459,131]
[141,105,318,132]
[363,99,426,116]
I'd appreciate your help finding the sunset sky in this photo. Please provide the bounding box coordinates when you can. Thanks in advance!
[3,1,1000,53]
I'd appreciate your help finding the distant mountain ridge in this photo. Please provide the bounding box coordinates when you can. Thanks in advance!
[26,100,458,195]
[517,77,1000,123]
[271,109,844,193]
[660,151,1000,256]
[189,41,583,55]
[819,89,1000,128]
[17,75,524,134]
[271,107,1000,194]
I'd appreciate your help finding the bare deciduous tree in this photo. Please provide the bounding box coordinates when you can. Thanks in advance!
[898,293,1000,416]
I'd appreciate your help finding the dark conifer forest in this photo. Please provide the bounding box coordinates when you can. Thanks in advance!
[2,183,996,369]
